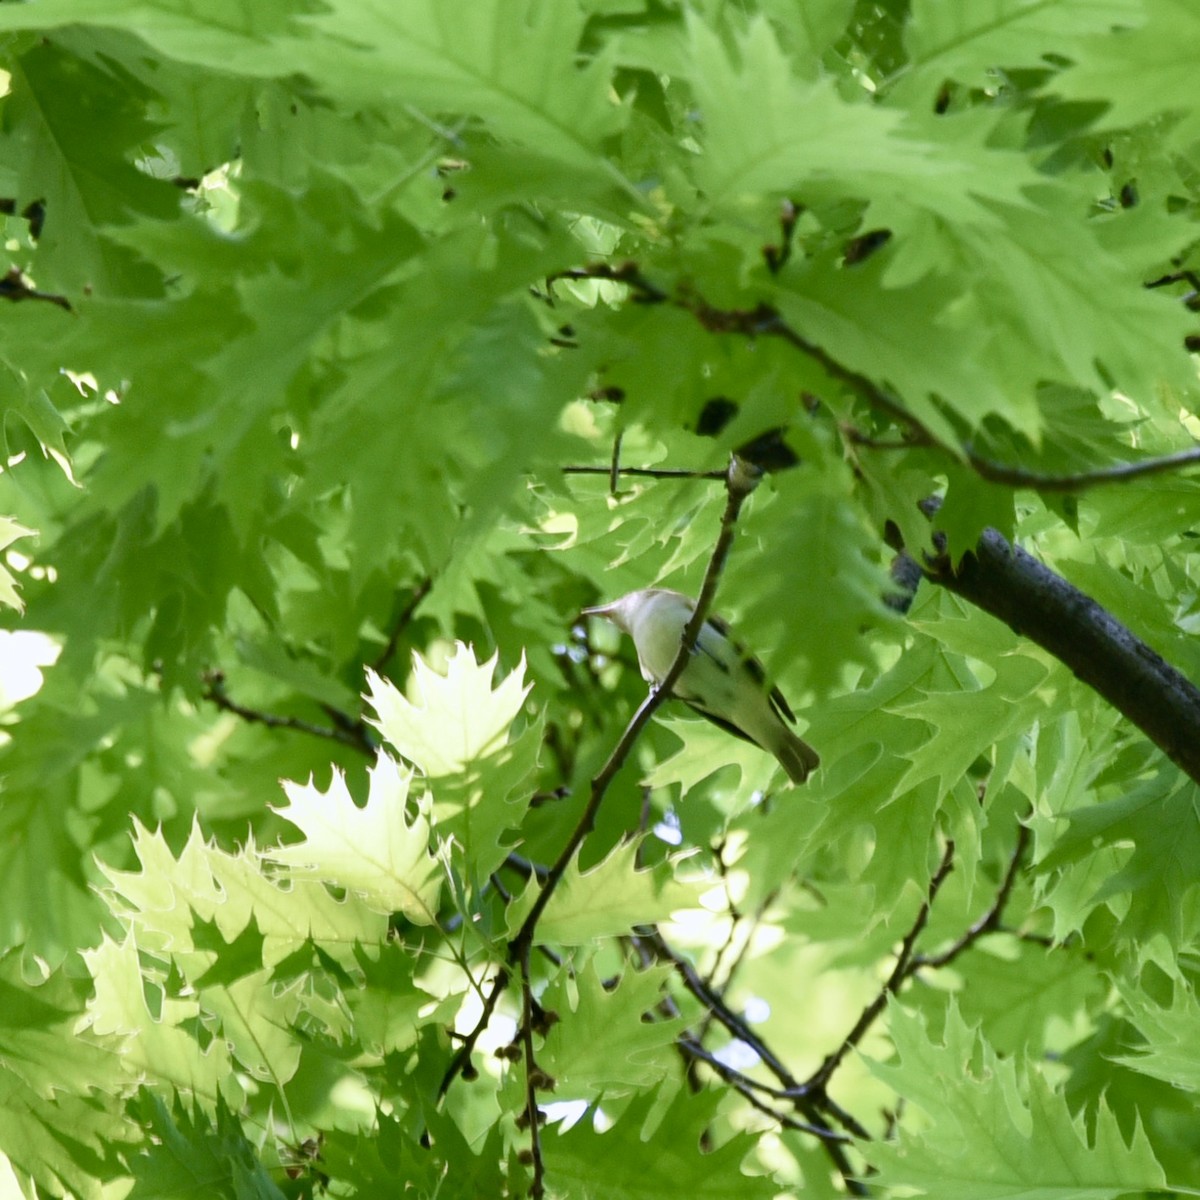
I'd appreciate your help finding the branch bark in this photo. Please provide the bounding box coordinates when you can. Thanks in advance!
[922,528,1200,784]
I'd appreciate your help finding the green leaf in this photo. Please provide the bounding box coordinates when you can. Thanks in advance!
[99,820,389,961]
[0,516,34,612]
[1036,768,1200,952]
[271,756,443,924]
[291,0,629,175]
[687,13,1040,228]
[201,969,303,1089]
[510,841,700,946]
[1115,977,1200,1092]
[902,0,1142,94]
[432,718,541,881]
[886,650,1049,798]
[1054,0,1200,150]
[345,941,449,1057]
[929,938,1105,1058]
[127,1092,287,1200]
[539,960,682,1099]
[2,41,178,291]
[1,380,72,463]
[868,1001,1169,1199]
[0,0,308,73]
[721,458,895,695]
[365,643,532,776]
[0,951,135,1200]
[82,933,234,1107]
[644,711,782,795]
[544,1084,779,1198]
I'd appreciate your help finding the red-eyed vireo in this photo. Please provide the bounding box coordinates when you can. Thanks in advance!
[583,588,819,784]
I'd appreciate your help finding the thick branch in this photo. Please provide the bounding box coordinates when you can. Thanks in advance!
[925,529,1200,784]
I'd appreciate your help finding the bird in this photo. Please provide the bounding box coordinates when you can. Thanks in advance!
[583,587,819,784]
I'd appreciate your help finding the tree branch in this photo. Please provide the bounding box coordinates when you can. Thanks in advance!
[370,575,433,673]
[635,927,799,1088]
[633,925,874,1150]
[557,262,1200,496]
[958,445,1200,491]
[911,824,1030,970]
[844,423,1200,492]
[562,464,726,480]
[438,970,509,1098]
[554,264,1200,782]
[678,1037,851,1144]
[923,528,1200,785]
[517,945,548,1199]
[803,841,956,1096]
[200,671,376,758]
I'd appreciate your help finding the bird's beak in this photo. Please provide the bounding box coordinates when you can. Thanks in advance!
[581,602,618,620]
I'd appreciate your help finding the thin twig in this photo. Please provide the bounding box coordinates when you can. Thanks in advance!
[911,824,1030,970]
[558,262,1200,497]
[639,926,869,1187]
[636,928,797,1086]
[201,672,375,757]
[679,1037,849,1143]
[371,576,433,673]
[562,464,726,480]
[700,888,776,1044]
[518,946,546,1199]
[804,841,956,1095]
[849,425,1200,491]
[438,971,509,1098]
[963,445,1200,491]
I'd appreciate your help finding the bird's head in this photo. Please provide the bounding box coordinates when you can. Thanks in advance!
[581,592,638,634]
[582,588,686,638]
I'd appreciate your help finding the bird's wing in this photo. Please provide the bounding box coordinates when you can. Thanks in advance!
[702,614,796,724]
[680,698,760,747]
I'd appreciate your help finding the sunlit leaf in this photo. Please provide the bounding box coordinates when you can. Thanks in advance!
[270,755,443,924]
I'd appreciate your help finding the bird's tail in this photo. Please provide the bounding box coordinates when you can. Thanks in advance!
[774,729,820,785]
